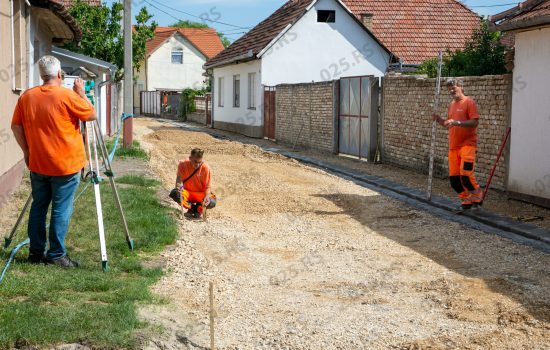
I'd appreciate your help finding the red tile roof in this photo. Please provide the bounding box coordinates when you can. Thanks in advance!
[343,0,481,64]
[490,0,550,31]
[147,27,225,60]
[205,0,315,68]
[59,0,101,6]
[206,0,480,68]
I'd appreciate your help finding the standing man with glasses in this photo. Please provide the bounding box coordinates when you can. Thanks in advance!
[433,78,483,211]
[11,55,96,267]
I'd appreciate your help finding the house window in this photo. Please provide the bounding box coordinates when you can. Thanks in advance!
[11,0,25,90]
[218,77,224,107]
[317,10,336,23]
[171,49,183,64]
[248,73,256,109]
[233,75,240,107]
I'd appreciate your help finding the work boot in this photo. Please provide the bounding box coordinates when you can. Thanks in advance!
[471,201,483,210]
[28,252,47,265]
[46,255,80,268]
[454,203,472,213]
[184,210,194,218]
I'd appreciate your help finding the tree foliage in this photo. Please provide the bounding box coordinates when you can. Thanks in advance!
[171,20,231,48]
[63,1,157,79]
[417,21,507,78]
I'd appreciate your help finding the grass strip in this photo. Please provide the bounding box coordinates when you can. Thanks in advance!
[0,174,177,349]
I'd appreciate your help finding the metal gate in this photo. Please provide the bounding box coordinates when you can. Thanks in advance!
[263,87,276,140]
[140,91,182,119]
[338,76,379,160]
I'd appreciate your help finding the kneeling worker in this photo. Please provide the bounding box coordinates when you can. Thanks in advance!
[174,148,216,219]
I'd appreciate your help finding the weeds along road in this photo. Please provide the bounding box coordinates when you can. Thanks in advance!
[135,118,549,350]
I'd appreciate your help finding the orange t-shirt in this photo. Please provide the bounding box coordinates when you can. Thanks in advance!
[11,85,95,176]
[447,96,479,150]
[177,160,212,193]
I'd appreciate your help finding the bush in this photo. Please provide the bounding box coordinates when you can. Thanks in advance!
[416,21,507,78]
[180,88,208,120]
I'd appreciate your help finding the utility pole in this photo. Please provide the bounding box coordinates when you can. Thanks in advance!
[123,0,133,148]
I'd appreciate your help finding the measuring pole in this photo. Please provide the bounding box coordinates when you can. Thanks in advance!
[427,51,444,201]
[123,0,133,148]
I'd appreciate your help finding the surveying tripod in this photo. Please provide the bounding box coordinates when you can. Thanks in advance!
[82,79,134,271]
[82,119,135,271]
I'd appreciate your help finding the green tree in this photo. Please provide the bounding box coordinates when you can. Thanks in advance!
[63,1,157,79]
[417,21,507,78]
[171,20,231,48]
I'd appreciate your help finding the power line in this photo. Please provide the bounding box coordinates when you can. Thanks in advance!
[468,2,518,8]
[145,0,252,30]
[143,0,246,37]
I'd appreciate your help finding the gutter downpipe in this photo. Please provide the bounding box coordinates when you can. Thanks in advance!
[95,65,117,136]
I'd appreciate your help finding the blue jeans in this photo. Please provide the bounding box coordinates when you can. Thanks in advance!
[28,172,80,260]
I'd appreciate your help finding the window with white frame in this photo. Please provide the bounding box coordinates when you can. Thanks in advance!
[11,0,25,90]
[218,77,224,107]
[233,75,240,107]
[248,72,256,109]
[171,49,183,64]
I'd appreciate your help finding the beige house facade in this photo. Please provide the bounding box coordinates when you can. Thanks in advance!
[0,0,81,207]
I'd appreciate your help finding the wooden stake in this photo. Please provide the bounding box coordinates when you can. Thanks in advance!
[209,281,215,350]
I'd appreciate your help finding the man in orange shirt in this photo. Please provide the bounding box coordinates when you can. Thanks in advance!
[174,148,216,219]
[11,55,96,267]
[433,78,482,211]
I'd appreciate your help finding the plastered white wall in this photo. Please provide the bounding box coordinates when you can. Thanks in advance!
[507,27,550,200]
[261,0,389,86]
[147,34,207,91]
[212,60,262,126]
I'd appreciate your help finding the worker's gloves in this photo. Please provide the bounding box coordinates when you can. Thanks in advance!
[169,188,182,204]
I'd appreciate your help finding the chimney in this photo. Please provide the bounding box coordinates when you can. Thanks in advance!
[361,13,373,30]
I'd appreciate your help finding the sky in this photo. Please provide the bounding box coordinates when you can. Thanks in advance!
[106,0,521,42]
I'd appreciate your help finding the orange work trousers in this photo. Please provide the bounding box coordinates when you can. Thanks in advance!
[448,146,482,205]
[180,190,216,214]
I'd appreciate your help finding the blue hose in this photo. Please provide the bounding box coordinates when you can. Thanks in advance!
[0,239,30,284]
[107,113,133,163]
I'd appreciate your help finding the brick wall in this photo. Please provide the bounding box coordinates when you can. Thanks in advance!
[275,82,336,152]
[382,74,512,190]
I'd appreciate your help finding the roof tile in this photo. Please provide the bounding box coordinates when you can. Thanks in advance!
[147,27,225,60]
[344,0,481,64]
[207,0,481,68]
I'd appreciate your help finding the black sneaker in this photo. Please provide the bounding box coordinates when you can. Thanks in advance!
[46,255,80,268]
[28,252,46,264]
